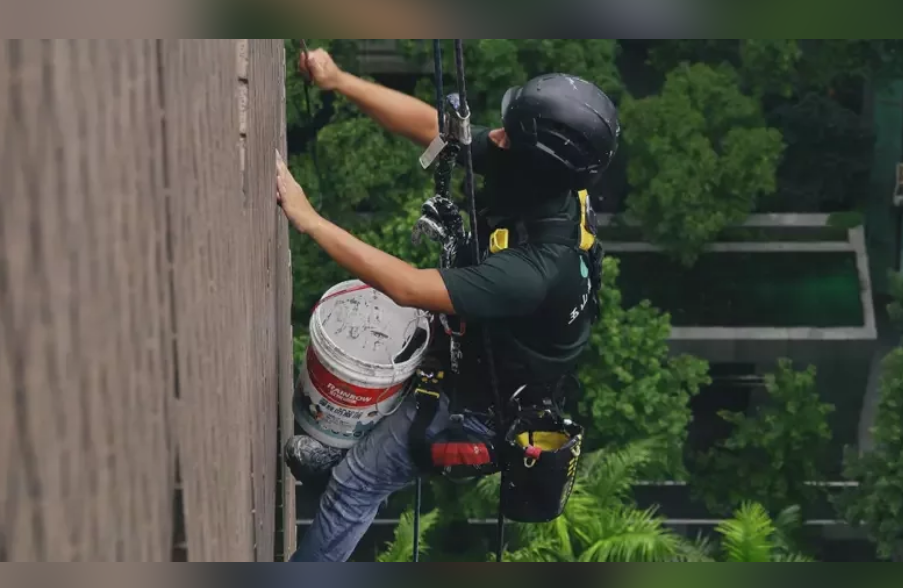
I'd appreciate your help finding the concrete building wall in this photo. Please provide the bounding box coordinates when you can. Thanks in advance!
[0,39,294,562]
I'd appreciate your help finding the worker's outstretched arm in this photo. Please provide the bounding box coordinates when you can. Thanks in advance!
[301,48,439,148]
[276,153,453,314]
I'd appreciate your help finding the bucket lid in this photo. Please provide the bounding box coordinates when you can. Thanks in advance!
[313,280,430,369]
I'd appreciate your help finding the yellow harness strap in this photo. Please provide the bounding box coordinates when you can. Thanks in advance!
[489,190,595,254]
[576,189,595,252]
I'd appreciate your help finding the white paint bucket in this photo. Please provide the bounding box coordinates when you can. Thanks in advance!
[295,280,431,449]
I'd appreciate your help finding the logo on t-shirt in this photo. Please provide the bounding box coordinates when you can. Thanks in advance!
[568,261,593,325]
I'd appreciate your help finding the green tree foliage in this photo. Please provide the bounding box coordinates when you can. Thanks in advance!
[486,443,687,562]
[647,39,888,214]
[645,39,741,78]
[375,445,814,562]
[691,359,835,516]
[620,63,784,265]
[644,39,803,98]
[836,347,903,560]
[800,40,903,87]
[738,40,803,98]
[647,39,903,95]
[762,93,873,212]
[375,444,688,562]
[576,257,710,476]
[399,39,624,127]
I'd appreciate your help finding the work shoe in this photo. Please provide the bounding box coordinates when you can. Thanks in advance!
[283,434,345,489]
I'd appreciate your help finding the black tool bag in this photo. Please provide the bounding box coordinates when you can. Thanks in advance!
[499,406,584,523]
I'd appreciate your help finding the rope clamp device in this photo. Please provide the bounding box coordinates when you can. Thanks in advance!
[418,92,471,170]
[444,92,472,146]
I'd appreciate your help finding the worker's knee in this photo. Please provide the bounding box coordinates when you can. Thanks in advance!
[327,396,422,496]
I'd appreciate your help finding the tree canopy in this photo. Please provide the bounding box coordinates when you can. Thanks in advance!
[620,62,784,265]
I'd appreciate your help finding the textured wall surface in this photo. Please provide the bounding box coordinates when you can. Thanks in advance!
[0,39,293,562]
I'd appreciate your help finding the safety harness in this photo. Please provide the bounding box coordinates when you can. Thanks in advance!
[409,189,599,521]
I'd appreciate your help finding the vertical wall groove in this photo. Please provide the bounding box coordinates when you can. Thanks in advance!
[154,38,187,563]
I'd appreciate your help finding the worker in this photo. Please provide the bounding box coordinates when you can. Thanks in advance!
[276,47,619,562]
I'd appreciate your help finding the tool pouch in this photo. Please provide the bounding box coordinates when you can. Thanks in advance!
[499,407,584,523]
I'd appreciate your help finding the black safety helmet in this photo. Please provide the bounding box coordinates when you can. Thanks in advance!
[501,74,620,190]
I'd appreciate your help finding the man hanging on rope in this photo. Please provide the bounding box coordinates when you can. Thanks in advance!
[276,47,620,562]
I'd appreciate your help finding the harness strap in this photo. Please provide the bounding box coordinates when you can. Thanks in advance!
[408,364,499,477]
[409,367,444,471]
[488,190,597,254]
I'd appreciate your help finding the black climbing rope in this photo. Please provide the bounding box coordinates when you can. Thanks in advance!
[294,39,327,210]
[451,39,508,564]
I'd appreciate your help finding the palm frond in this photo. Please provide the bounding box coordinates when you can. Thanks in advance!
[376,508,440,562]
[580,443,655,507]
[771,504,802,553]
[500,540,564,562]
[716,502,776,563]
[671,532,717,562]
[578,531,682,562]
[773,504,802,531]
[772,552,816,563]
[458,473,501,518]
[575,505,683,562]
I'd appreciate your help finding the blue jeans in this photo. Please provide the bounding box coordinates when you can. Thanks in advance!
[289,393,494,562]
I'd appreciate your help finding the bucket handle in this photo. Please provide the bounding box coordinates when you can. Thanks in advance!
[374,309,432,418]
[311,283,374,315]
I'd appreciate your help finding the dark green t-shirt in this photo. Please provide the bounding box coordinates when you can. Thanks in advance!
[437,126,595,406]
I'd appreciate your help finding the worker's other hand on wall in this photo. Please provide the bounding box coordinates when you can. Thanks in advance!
[276,151,319,233]
[298,48,343,91]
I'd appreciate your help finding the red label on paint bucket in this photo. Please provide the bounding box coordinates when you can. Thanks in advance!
[305,347,405,409]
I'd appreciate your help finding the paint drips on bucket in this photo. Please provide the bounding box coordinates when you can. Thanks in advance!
[294,280,431,449]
